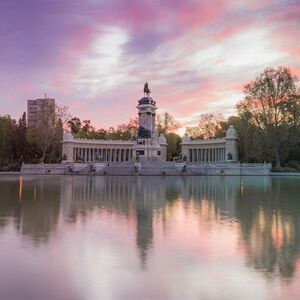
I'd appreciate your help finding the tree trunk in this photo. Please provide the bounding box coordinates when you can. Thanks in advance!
[273,127,281,168]
[274,143,281,168]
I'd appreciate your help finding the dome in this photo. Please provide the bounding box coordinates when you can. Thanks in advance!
[226,125,238,138]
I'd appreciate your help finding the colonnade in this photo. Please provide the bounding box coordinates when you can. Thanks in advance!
[73,147,133,162]
[189,147,226,163]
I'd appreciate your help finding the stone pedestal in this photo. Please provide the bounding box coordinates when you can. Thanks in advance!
[134,95,167,161]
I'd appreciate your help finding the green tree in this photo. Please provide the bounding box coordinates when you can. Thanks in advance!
[236,66,299,167]
[0,115,16,167]
[165,132,182,160]
[8,112,29,164]
[67,117,81,134]
[81,120,94,133]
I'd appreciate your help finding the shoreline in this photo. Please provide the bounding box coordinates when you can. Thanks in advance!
[1,172,300,177]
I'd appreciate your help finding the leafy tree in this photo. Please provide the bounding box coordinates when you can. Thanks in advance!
[225,115,266,163]
[81,120,94,133]
[185,126,203,140]
[12,112,29,163]
[198,113,225,139]
[67,117,81,134]
[236,66,299,167]
[156,112,181,135]
[0,115,16,166]
[185,114,225,140]
[27,104,70,163]
[165,132,182,160]
[115,118,138,140]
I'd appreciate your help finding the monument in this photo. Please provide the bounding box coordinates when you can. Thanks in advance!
[133,82,167,161]
[21,83,271,175]
[60,83,167,163]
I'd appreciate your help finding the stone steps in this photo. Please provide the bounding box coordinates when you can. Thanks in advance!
[96,160,181,176]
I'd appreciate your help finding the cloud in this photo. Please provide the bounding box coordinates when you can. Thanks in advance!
[1,0,300,128]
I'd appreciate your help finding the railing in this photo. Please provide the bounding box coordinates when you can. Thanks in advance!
[68,138,135,145]
[184,162,272,168]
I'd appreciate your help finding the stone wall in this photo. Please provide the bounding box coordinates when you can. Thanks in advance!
[21,162,271,176]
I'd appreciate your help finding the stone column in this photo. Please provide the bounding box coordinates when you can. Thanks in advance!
[119,148,122,162]
[103,149,106,161]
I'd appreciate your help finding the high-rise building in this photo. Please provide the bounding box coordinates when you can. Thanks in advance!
[27,98,55,128]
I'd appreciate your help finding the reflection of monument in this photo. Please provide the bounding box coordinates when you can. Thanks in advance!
[2,175,300,280]
[135,187,154,269]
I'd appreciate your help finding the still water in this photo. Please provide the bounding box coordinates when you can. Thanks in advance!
[0,175,300,300]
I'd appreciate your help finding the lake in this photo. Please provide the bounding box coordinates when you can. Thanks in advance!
[0,175,300,300]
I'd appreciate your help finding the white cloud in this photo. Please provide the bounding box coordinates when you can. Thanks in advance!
[73,27,129,95]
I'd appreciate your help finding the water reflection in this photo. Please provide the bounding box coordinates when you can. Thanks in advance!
[236,177,300,279]
[0,175,300,285]
[0,176,61,244]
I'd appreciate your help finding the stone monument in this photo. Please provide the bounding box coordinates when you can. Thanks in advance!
[133,83,167,160]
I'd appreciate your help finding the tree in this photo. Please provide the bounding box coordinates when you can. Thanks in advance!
[156,112,181,135]
[165,132,182,160]
[198,113,225,139]
[185,126,203,140]
[0,115,16,166]
[225,115,266,163]
[67,117,81,134]
[27,104,70,163]
[13,112,28,163]
[184,114,225,140]
[236,66,299,167]
[116,118,138,140]
[81,120,94,133]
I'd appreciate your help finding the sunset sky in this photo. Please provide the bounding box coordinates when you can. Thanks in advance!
[0,0,299,129]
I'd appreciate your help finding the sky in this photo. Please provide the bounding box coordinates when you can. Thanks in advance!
[0,0,299,130]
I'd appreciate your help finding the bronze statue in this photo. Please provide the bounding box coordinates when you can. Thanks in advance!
[143,82,151,96]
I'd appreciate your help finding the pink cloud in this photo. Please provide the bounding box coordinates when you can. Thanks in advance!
[1,0,300,129]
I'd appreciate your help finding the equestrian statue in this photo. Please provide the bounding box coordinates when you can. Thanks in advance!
[143,82,151,96]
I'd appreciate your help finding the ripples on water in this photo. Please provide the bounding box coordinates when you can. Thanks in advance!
[0,175,300,300]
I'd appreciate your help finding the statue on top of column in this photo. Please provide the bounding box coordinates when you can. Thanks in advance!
[144,82,151,96]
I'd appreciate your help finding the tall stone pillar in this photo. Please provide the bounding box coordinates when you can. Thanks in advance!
[225,125,238,162]
[62,132,74,162]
